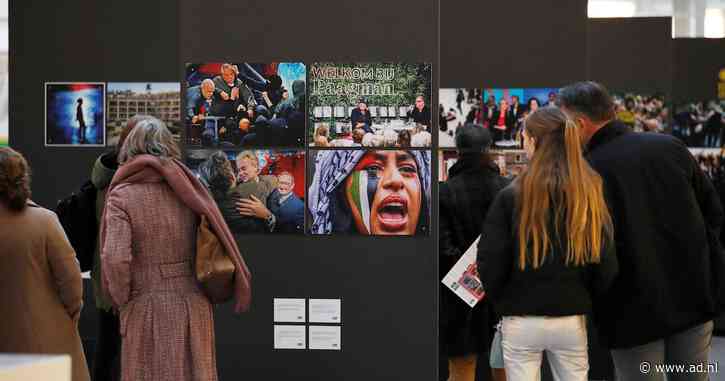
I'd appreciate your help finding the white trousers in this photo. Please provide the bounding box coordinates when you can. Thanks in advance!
[501,315,589,381]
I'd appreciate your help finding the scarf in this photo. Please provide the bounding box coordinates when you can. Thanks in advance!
[308,150,431,234]
[100,154,251,313]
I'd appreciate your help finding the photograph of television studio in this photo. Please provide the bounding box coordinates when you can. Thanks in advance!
[185,62,306,148]
[308,62,432,148]
[439,88,558,149]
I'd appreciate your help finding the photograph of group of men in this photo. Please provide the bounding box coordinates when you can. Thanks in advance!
[185,62,306,148]
[439,88,558,149]
[187,149,306,235]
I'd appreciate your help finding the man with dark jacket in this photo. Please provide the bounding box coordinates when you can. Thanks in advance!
[351,100,374,134]
[90,115,148,381]
[267,172,304,234]
[559,81,724,380]
[439,123,509,381]
[212,63,256,118]
[410,95,432,127]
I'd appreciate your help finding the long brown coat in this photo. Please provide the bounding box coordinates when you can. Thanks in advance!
[101,179,217,381]
[0,202,90,381]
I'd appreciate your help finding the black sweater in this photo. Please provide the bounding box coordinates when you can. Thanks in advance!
[585,121,724,349]
[477,184,619,317]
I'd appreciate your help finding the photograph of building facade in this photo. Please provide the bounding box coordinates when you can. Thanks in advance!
[107,83,181,145]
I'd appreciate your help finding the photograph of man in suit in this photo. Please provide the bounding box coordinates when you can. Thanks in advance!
[268,171,304,234]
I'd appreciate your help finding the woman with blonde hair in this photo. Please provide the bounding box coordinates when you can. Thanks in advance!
[0,147,90,381]
[477,107,618,380]
[100,117,251,381]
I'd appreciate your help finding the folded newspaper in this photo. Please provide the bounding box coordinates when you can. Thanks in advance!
[441,236,486,307]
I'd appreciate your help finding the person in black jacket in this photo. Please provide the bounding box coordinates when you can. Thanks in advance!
[558,81,724,380]
[351,100,373,134]
[198,151,277,236]
[440,123,509,381]
[477,106,618,380]
[490,99,515,144]
[508,95,525,143]
[410,95,432,127]
[89,114,148,381]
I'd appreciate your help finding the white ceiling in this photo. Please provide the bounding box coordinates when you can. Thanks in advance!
[588,0,725,37]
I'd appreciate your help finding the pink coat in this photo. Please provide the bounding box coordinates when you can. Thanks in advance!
[101,156,251,381]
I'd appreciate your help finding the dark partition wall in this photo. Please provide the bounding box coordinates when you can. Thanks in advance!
[672,38,725,102]
[440,0,588,87]
[178,1,438,379]
[12,1,439,380]
[10,0,179,209]
[587,17,673,96]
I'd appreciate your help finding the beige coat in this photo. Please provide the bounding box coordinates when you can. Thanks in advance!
[0,202,90,381]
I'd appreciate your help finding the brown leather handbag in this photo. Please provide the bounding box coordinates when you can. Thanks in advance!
[195,215,235,304]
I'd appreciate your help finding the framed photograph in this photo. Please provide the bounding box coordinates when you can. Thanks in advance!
[308,149,431,236]
[187,148,306,235]
[107,82,181,147]
[45,82,106,147]
[185,62,306,148]
[308,62,433,148]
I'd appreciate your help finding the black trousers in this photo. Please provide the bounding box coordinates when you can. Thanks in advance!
[79,122,87,143]
[92,308,121,381]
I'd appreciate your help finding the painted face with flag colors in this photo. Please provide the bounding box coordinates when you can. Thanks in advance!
[344,150,422,235]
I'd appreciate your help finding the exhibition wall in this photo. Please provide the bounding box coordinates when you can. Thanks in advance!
[673,38,725,102]
[587,17,673,96]
[440,0,588,87]
[8,0,725,380]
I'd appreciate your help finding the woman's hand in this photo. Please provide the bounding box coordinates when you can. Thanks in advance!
[236,195,271,220]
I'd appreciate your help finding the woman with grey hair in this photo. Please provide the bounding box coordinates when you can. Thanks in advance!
[100,117,252,381]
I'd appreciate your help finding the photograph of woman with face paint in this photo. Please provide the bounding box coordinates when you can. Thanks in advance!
[308,149,431,236]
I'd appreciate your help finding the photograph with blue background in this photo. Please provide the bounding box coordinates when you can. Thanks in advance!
[45,83,105,146]
[482,88,559,106]
[478,88,559,149]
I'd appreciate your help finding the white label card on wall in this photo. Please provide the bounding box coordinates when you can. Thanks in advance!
[274,298,306,323]
[309,326,341,350]
[273,325,306,350]
[308,299,341,323]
